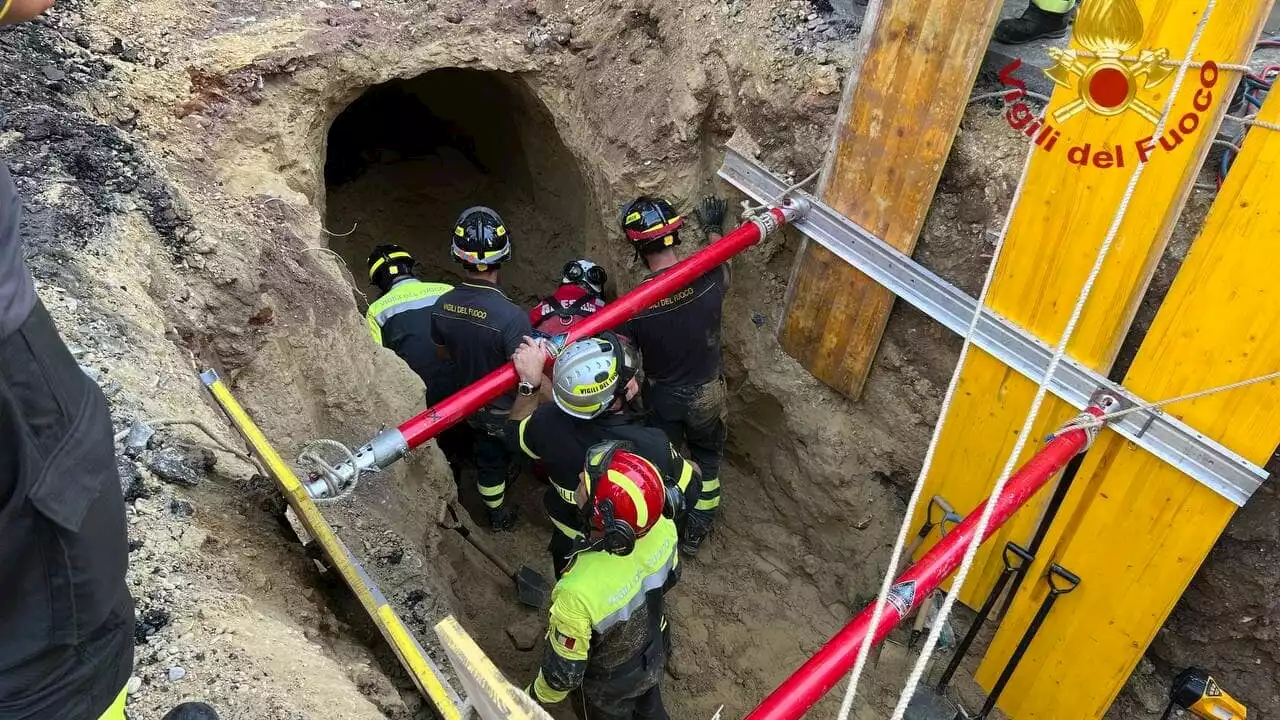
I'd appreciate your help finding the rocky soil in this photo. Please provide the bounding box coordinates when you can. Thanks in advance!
[2,0,1277,717]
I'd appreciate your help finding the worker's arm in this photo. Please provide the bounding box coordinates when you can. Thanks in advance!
[508,336,545,422]
[528,594,592,706]
[1,0,55,24]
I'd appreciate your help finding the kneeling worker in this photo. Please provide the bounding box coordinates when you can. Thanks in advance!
[526,441,679,719]
[363,244,471,487]
[506,334,700,578]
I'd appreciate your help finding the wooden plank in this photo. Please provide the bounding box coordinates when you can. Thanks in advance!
[907,0,1269,608]
[974,85,1280,720]
[777,0,1005,399]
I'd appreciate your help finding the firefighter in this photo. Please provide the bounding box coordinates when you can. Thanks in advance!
[994,0,1074,45]
[620,195,729,556]
[505,333,700,578]
[526,440,680,720]
[431,206,532,530]
[528,259,608,337]
[363,244,472,489]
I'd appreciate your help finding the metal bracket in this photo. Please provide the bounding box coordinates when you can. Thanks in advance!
[718,149,1267,506]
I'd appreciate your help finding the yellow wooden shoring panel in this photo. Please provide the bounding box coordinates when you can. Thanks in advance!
[975,87,1280,719]
[908,0,1270,608]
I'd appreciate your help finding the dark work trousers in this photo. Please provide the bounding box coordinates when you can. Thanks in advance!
[571,644,668,720]
[424,363,474,493]
[468,407,515,511]
[0,301,134,720]
[644,376,727,523]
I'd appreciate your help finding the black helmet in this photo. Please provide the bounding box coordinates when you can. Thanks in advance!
[452,206,512,271]
[367,244,416,292]
[620,196,683,254]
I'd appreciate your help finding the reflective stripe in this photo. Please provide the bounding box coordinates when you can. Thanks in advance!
[594,558,672,634]
[374,294,443,326]
[517,417,541,459]
[96,685,128,720]
[701,476,721,492]
[677,461,694,492]
[479,484,505,498]
[552,479,577,505]
[365,280,451,342]
[551,515,584,540]
[608,469,648,530]
[695,497,720,510]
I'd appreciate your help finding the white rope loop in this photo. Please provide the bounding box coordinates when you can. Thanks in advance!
[886,3,1221,717]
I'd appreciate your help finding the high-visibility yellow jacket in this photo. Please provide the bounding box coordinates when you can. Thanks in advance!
[530,517,680,704]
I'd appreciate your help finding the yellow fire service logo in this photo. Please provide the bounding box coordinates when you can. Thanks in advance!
[1044,0,1174,123]
[997,0,1220,169]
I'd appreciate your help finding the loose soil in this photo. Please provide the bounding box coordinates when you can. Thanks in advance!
[2,0,1277,718]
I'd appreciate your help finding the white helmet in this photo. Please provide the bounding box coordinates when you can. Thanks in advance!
[561,259,607,296]
[551,333,638,419]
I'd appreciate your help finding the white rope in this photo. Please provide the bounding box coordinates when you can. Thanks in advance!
[831,64,1048,720]
[886,3,1220,716]
[739,168,822,219]
[1056,370,1280,435]
[1224,114,1280,132]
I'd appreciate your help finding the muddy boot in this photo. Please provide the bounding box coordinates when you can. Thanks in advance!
[993,1,1072,45]
[488,503,518,532]
[679,511,713,557]
[162,702,219,720]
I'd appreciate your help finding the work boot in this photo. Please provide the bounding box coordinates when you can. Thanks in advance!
[679,512,712,557]
[488,504,518,531]
[162,702,220,720]
[993,2,1072,45]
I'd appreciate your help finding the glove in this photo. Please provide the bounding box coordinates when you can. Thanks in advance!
[695,195,728,238]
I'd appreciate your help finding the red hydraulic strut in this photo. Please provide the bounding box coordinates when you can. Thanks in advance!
[743,405,1105,720]
[396,200,807,451]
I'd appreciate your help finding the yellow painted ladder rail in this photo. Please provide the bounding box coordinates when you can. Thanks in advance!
[201,370,548,720]
[974,85,1280,718]
[907,0,1277,610]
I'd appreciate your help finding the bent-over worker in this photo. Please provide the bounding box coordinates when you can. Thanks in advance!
[506,334,700,578]
[526,440,680,719]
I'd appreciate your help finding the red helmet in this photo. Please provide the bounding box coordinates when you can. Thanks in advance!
[581,442,667,554]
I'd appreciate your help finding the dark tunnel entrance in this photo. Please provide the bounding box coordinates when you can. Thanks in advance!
[324,69,596,306]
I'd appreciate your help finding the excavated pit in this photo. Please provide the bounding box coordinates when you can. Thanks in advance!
[324,69,599,303]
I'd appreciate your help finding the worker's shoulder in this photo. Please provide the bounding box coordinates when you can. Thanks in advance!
[370,279,452,314]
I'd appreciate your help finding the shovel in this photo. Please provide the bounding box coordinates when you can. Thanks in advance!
[441,504,551,609]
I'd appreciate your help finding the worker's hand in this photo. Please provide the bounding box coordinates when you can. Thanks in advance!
[512,336,546,386]
[694,195,728,238]
[1,0,56,25]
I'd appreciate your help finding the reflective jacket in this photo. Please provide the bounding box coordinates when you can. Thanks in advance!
[531,518,680,704]
[365,277,452,385]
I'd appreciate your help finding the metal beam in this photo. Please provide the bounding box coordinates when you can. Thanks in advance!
[718,148,1267,506]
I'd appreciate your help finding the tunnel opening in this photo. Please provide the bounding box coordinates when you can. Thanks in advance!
[324,68,597,304]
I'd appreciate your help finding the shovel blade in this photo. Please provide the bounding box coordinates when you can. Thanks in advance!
[514,565,552,608]
[904,687,961,720]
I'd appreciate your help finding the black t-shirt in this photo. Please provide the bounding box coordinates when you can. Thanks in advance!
[430,280,531,411]
[624,264,728,387]
[0,164,36,340]
[507,407,682,539]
